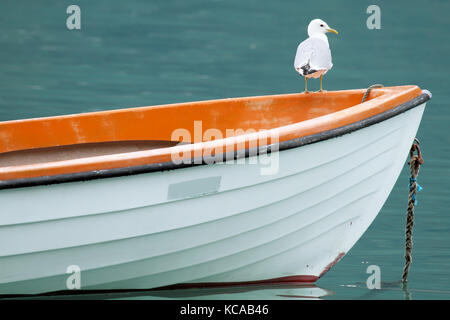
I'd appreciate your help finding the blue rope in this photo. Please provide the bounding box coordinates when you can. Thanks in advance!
[408,178,423,205]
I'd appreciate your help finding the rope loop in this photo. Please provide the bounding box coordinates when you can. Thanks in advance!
[361,84,384,103]
[409,138,424,166]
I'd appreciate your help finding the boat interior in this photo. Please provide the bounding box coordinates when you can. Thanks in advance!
[0,140,186,167]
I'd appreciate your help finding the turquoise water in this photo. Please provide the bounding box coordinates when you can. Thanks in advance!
[1,0,449,299]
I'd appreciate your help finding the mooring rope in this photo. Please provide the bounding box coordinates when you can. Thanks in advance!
[361,84,384,103]
[402,138,423,283]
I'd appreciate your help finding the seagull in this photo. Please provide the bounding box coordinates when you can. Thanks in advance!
[294,19,338,93]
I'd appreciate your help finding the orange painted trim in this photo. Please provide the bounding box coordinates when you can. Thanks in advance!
[0,86,423,181]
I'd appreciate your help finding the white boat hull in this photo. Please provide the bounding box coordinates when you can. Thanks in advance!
[0,103,426,294]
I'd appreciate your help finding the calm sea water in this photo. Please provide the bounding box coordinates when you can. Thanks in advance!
[1,0,449,300]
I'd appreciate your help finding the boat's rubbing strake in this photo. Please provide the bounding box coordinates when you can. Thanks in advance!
[0,92,431,190]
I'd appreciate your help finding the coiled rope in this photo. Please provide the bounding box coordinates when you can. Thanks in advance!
[402,138,423,283]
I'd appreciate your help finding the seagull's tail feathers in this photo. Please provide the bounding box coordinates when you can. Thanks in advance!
[295,62,317,77]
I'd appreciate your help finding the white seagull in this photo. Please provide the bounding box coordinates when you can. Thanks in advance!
[294,19,338,93]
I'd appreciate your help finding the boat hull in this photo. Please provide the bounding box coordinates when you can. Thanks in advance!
[0,102,426,294]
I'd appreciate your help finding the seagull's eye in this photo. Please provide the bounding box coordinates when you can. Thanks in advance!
[320,24,324,27]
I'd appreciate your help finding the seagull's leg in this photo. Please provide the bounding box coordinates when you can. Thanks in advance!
[304,77,308,93]
[319,75,324,92]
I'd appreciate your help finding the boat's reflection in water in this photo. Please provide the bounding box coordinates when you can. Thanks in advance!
[2,284,334,300]
[118,284,334,300]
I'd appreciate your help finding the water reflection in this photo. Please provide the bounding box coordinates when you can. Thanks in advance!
[1,284,334,300]
[4,281,450,300]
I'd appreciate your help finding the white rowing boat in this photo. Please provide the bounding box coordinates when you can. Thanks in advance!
[0,86,431,294]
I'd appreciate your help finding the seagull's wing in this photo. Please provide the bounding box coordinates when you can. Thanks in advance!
[294,38,333,76]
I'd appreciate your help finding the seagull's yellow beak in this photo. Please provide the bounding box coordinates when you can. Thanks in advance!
[327,28,338,35]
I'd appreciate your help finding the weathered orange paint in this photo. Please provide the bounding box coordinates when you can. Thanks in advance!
[0,86,422,181]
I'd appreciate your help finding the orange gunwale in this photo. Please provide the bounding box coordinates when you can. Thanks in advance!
[0,85,424,182]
